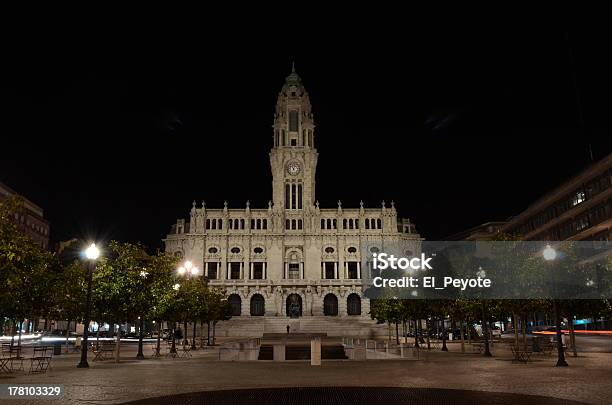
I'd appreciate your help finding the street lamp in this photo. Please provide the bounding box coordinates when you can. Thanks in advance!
[176,260,199,349]
[77,243,100,368]
[477,267,492,357]
[136,269,149,360]
[543,244,569,367]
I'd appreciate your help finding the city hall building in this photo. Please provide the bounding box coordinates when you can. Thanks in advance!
[163,67,420,336]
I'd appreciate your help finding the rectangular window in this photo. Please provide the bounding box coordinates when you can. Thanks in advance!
[347,262,358,279]
[207,262,218,279]
[289,110,298,131]
[230,262,241,279]
[285,183,290,209]
[325,262,335,279]
[253,262,264,279]
[297,183,302,209]
[288,263,300,279]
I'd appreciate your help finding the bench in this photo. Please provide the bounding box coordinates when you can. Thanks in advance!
[472,343,484,353]
[511,345,532,363]
[92,343,115,361]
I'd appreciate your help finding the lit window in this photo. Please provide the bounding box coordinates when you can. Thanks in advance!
[572,191,586,206]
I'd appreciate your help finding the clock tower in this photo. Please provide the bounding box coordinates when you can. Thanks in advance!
[270,63,318,212]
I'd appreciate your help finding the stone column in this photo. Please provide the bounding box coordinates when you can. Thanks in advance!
[250,263,254,280]
[310,337,321,366]
[357,262,361,279]
[299,262,304,279]
[334,262,338,279]
[273,343,285,361]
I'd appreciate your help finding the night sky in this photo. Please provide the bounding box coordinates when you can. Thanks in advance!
[1,26,611,251]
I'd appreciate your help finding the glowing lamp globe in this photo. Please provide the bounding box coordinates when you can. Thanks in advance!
[543,245,556,261]
[177,266,186,275]
[184,260,193,270]
[85,243,100,260]
[190,266,199,276]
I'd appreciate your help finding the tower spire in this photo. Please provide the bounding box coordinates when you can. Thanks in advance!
[292,61,296,73]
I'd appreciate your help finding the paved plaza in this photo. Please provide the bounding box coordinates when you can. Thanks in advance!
[1,340,612,404]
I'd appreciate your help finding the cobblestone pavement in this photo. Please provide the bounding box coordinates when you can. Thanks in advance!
[1,344,611,404]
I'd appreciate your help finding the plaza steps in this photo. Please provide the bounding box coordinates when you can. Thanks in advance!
[214,316,389,339]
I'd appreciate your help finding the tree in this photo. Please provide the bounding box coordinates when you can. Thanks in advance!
[0,195,54,345]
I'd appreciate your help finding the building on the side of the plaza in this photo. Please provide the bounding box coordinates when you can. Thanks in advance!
[502,153,611,241]
[448,154,611,242]
[163,66,421,330]
[446,222,507,241]
[0,180,50,250]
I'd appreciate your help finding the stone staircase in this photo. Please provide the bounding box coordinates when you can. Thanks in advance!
[214,316,389,339]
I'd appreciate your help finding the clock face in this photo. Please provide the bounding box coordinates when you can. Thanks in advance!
[286,161,301,176]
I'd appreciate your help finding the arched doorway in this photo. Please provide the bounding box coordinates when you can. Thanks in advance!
[323,294,338,316]
[228,294,242,316]
[250,294,265,316]
[286,294,302,318]
[347,293,361,316]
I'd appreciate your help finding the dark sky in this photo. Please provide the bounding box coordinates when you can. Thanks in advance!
[1,26,611,251]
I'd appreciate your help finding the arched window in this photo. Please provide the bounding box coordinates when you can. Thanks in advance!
[323,294,338,316]
[326,219,332,229]
[240,219,245,229]
[228,294,241,316]
[286,294,302,318]
[218,219,223,230]
[250,294,265,316]
[333,219,337,229]
[263,219,267,229]
[298,219,302,230]
[343,219,347,229]
[377,219,382,229]
[347,293,361,316]
[365,219,370,229]
[321,219,325,229]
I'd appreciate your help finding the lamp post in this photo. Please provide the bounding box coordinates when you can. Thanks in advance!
[77,243,100,368]
[169,283,181,356]
[136,270,149,360]
[543,244,568,367]
[477,267,492,357]
[176,261,199,348]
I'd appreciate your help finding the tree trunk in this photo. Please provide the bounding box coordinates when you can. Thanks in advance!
[512,312,519,347]
[426,319,431,351]
[156,321,162,356]
[207,321,211,346]
[460,320,465,353]
[413,318,419,348]
[191,321,197,350]
[395,322,400,345]
[467,319,472,345]
[568,314,577,357]
[65,320,71,353]
[18,319,24,347]
[521,314,527,350]
[212,321,216,345]
[10,320,15,346]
